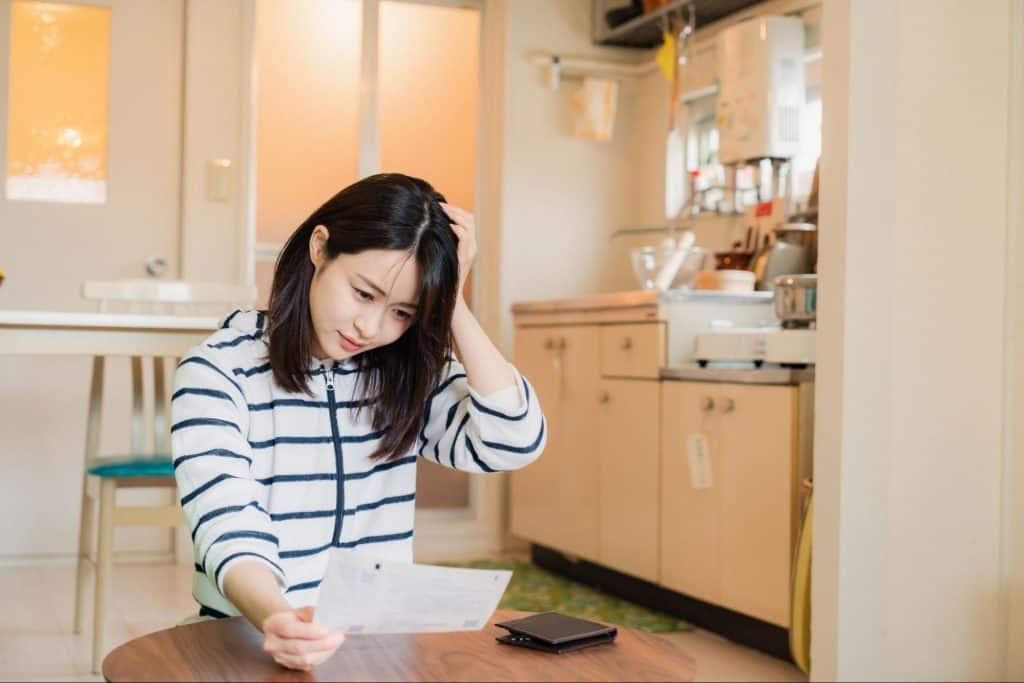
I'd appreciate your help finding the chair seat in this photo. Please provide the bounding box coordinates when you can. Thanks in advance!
[86,454,174,478]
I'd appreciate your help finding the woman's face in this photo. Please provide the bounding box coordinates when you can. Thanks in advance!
[308,226,420,361]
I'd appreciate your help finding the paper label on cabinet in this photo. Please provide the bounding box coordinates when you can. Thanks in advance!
[687,433,713,489]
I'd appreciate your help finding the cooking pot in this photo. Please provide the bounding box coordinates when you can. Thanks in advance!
[773,274,816,327]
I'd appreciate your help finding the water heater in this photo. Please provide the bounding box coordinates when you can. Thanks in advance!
[716,16,805,165]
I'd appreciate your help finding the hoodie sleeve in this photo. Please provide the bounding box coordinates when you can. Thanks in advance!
[171,346,286,596]
[417,360,546,472]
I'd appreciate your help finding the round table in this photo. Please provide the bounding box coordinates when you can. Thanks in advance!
[102,609,696,681]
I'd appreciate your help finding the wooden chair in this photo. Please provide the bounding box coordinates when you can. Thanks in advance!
[74,279,256,672]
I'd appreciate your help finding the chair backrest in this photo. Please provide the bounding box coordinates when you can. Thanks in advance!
[81,279,257,316]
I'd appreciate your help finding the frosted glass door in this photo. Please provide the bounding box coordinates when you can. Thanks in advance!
[380,1,480,509]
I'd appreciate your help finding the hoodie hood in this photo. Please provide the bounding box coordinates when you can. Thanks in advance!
[220,309,265,336]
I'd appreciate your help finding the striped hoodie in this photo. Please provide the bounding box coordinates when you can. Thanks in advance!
[172,310,546,618]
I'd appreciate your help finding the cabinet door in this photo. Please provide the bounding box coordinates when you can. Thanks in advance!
[719,383,797,627]
[597,379,660,582]
[510,326,601,561]
[659,381,725,605]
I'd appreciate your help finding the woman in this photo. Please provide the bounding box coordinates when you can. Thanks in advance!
[172,173,546,671]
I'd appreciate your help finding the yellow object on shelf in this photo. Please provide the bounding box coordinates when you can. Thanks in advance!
[790,484,813,674]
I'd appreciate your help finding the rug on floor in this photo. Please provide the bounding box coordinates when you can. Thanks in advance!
[437,559,692,633]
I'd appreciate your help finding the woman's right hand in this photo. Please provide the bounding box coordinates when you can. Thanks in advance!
[261,606,346,671]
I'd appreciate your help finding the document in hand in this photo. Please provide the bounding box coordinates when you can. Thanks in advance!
[315,549,513,634]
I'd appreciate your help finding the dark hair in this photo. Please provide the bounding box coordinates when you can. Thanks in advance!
[265,173,460,461]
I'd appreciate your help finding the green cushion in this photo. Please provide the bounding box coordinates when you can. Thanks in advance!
[86,454,174,478]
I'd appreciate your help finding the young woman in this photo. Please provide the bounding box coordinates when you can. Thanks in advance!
[172,173,546,671]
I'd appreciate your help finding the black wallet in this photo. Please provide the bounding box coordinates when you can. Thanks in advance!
[494,612,618,654]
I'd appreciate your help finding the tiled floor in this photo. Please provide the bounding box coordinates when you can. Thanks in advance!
[0,562,806,682]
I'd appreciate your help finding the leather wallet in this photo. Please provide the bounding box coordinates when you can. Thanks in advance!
[494,612,618,654]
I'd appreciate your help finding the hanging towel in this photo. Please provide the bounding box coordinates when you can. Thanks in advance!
[571,77,619,142]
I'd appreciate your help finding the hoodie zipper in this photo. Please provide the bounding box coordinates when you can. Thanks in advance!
[323,364,346,546]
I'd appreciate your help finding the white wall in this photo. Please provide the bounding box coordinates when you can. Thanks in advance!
[814,0,1015,679]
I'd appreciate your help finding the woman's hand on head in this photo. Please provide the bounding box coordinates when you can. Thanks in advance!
[440,203,476,300]
[261,606,346,672]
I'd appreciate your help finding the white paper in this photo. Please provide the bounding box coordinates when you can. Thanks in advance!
[687,432,714,489]
[315,549,512,634]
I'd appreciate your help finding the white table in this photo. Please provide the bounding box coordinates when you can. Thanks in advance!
[0,310,219,356]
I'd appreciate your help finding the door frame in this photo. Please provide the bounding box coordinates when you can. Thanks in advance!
[1007,0,1024,676]
[236,0,507,559]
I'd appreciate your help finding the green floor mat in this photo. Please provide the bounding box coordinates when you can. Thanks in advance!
[437,559,692,633]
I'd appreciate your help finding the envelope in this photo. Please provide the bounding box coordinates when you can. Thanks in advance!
[315,549,513,634]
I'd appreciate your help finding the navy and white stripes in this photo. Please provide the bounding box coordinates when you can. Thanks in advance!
[172,309,546,618]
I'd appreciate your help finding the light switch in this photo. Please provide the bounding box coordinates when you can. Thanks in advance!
[205,158,233,202]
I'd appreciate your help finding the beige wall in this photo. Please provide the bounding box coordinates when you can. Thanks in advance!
[815,0,1015,678]
[498,0,661,351]
[180,0,249,284]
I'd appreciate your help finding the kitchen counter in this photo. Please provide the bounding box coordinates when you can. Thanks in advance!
[660,364,815,385]
[512,290,779,365]
[510,290,659,314]
[510,289,773,315]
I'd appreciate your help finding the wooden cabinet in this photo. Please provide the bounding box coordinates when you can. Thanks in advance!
[599,323,665,379]
[510,295,804,632]
[660,382,725,606]
[509,326,601,561]
[719,383,797,627]
[660,381,797,627]
[597,379,660,582]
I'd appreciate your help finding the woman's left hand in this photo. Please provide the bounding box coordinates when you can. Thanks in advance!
[440,203,476,300]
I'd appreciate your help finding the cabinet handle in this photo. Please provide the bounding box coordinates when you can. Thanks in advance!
[701,396,715,412]
[620,337,633,351]
[558,337,567,350]
[544,338,555,350]
[721,398,736,414]
[598,390,610,404]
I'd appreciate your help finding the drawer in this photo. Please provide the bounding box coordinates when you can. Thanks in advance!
[600,323,665,378]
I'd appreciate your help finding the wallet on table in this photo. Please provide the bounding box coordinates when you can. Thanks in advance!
[494,612,618,654]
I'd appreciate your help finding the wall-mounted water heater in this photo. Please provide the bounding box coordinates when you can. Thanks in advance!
[716,15,805,165]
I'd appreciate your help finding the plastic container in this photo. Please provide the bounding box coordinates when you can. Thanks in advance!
[693,269,756,293]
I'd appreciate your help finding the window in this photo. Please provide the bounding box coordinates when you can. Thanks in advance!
[6,1,110,204]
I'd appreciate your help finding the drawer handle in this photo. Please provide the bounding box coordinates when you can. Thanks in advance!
[620,337,633,351]
[701,396,715,412]
[721,398,735,414]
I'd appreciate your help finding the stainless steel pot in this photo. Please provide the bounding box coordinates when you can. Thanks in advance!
[773,274,817,327]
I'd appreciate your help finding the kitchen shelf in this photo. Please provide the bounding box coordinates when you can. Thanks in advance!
[592,0,763,48]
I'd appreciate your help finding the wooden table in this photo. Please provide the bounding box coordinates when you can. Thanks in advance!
[102,610,696,682]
